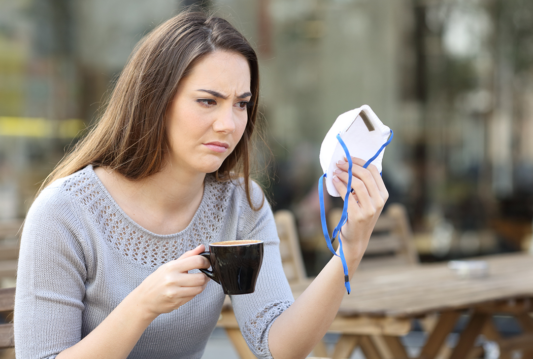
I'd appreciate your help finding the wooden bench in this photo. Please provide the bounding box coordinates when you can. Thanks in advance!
[0,222,22,242]
[0,221,22,286]
[274,209,307,284]
[0,221,21,359]
[0,287,15,349]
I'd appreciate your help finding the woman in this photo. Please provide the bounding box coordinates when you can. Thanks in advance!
[14,10,388,359]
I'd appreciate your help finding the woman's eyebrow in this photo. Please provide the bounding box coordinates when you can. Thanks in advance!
[237,91,253,99]
[197,89,252,99]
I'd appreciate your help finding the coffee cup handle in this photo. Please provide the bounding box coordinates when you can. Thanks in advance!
[199,252,220,284]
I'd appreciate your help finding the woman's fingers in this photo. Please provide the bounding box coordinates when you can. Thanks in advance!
[137,246,212,316]
[347,165,381,202]
[165,284,207,301]
[337,159,379,197]
[351,157,389,198]
[333,171,371,210]
[169,254,210,273]
[337,158,388,206]
[350,157,388,197]
[329,158,390,257]
[332,172,364,215]
[174,273,210,287]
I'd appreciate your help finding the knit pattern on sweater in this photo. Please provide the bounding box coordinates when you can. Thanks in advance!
[63,168,232,267]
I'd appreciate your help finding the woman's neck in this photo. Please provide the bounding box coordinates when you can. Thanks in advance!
[94,163,206,235]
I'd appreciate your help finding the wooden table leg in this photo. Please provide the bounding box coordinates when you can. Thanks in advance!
[515,313,533,357]
[420,314,452,359]
[516,312,533,330]
[359,335,383,359]
[419,313,438,333]
[465,346,483,359]
[449,312,488,359]
[417,311,461,359]
[332,335,360,359]
[382,336,409,359]
[435,345,452,359]
[225,328,256,359]
[481,318,512,359]
[370,335,392,359]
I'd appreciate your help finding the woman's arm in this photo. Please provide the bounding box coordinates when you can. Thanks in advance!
[56,289,155,359]
[268,157,388,359]
[56,245,210,359]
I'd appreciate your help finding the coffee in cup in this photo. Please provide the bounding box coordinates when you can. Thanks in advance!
[199,240,263,295]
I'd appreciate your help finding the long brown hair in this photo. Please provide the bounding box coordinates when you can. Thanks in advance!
[41,10,264,210]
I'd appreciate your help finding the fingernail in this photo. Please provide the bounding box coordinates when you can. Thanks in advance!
[337,159,346,165]
[333,175,340,182]
[334,169,342,174]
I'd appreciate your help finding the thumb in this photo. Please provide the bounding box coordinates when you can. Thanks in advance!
[178,244,205,260]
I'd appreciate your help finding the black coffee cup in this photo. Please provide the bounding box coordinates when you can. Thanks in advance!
[199,240,264,295]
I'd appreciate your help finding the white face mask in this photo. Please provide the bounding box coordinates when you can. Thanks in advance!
[317,105,393,294]
[319,105,392,197]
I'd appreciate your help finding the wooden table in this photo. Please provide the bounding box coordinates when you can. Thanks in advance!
[217,253,533,358]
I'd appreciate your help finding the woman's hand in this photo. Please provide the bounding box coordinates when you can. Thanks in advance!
[331,157,389,259]
[131,244,211,320]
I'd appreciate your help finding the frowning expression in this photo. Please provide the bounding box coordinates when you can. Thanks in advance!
[166,50,251,174]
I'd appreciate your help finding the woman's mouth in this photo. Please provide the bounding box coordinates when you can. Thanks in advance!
[204,142,229,153]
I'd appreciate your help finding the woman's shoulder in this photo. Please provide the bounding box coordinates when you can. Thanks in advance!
[28,166,94,222]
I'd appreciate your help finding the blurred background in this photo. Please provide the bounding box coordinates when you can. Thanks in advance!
[2,0,533,274]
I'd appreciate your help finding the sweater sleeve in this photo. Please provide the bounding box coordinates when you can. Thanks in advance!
[14,182,88,359]
[231,181,294,359]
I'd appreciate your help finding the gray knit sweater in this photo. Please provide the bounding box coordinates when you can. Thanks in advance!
[14,165,294,359]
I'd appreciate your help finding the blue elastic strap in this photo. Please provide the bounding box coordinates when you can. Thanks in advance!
[362,130,394,170]
[318,129,393,294]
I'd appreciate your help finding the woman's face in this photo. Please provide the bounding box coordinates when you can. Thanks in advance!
[166,50,252,175]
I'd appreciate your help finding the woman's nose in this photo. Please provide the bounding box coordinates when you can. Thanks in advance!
[213,106,236,134]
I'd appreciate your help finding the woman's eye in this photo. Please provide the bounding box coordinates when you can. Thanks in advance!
[198,99,216,106]
[236,101,249,110]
